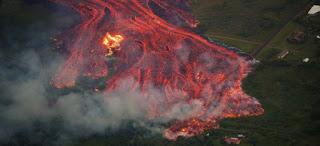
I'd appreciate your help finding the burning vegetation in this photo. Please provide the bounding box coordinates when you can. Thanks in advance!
[50,0,264,140]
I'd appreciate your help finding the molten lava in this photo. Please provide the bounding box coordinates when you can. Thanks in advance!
[50,0,264,140]
[102,32,124,56]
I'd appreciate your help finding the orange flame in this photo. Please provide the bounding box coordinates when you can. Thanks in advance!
[102,32,124,56]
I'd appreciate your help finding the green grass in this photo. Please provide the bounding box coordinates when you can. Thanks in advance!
[268,22,302,48]
[257,21,300,60]
[208,34,261,53]
[258,18,320,62]
[232,61,320,146]
[191,0,310,40]
[191,0,311,54]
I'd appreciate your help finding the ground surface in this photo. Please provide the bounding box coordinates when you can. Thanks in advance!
[0,0,319,146]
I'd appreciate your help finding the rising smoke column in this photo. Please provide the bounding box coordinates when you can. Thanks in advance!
[50,0,264,140]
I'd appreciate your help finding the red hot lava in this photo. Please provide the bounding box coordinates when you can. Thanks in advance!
[51,0,264,140]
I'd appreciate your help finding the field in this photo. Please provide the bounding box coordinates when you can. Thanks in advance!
[0,0,319,145]
[191,0,312,54]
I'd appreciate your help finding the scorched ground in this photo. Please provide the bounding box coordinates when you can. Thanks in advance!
[50,0,264,140]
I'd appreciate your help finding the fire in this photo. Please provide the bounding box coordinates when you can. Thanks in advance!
[181,128,187,132]
[50,0,264,141]
[102,32,124,56]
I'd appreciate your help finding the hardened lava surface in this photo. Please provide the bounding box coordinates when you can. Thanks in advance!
[50,0,264,140]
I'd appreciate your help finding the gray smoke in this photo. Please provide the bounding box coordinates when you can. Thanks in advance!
[0,1,206,145]
[0,50,199,144]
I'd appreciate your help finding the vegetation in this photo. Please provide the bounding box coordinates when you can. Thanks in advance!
[191,0,311,54]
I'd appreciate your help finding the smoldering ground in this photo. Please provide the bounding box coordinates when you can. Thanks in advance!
[0,1,204,145]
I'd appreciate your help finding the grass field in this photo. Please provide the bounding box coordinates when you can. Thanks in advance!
[191,0,312,54]
[258,21,320,62]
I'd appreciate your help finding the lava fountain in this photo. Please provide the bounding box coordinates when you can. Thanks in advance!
[50,0,264,140]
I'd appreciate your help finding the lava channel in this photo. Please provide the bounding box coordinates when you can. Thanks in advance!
[50,0,264,140]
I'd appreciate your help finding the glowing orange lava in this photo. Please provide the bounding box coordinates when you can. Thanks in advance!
[102,32,124,56]
[50,0,264,140]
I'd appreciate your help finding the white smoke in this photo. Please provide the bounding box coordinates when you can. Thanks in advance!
[0,49,204,144]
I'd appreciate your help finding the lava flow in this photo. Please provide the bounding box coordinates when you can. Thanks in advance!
[50,0,264,140]
[102,32,124,56]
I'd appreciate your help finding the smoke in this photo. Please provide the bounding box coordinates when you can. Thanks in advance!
[0,1,187,144]
[0,24,199,144]
[0,48,200,144]
[0,0,264,144]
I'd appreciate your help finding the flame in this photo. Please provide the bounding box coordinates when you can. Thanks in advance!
[181,128,187,132]
[102,32,124,56]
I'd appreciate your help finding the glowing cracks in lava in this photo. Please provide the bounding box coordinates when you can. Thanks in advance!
[51,0,264,141]
[102,32,124,56]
